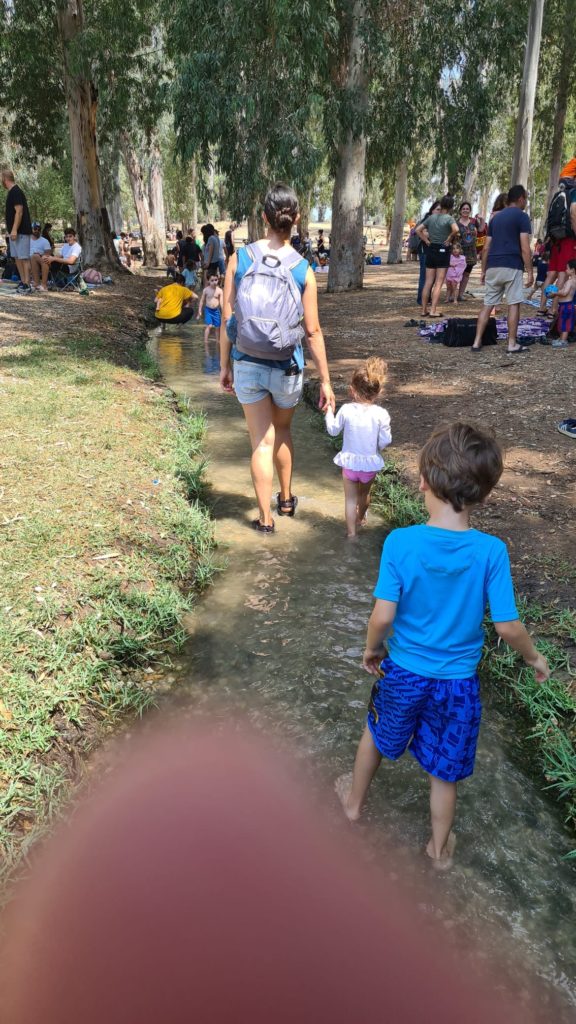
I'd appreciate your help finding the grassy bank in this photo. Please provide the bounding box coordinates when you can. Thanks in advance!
[304,384,576,840]
[0,334,215,879]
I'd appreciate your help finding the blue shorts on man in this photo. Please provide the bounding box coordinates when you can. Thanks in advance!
[369,524,518,781]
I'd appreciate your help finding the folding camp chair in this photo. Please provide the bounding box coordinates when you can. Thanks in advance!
[49,259,84,292]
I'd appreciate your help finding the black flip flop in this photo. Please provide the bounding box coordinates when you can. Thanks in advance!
[276,494,298,517]
[252,518,275,533]
[506,346,530,355]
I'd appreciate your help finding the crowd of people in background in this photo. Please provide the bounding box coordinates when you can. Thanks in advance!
[410,167,576,360]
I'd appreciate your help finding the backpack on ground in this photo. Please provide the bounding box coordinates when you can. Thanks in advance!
[546,181,576,242]
[234,241,305,359]
[442,317,497,347]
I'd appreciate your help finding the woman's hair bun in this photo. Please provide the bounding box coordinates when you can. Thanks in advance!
[264,183,299,234]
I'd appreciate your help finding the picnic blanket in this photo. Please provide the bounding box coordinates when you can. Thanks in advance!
[419,317,548,342]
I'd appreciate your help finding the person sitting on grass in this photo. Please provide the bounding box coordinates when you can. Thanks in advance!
[154,272,198,327]
[335,422,549,870]
[40,227,82,289]
[197,271,223,347]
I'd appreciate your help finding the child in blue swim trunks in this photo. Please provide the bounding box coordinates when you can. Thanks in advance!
[197,272,223,348]
[336,423,550,869]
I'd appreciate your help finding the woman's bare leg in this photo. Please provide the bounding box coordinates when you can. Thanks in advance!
[431,268,448,314]
[242,396,276,527]
[421,267,436,315]
[271,404,296,503]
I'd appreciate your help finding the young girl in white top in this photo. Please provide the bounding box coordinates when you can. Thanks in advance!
[325,358,391,537]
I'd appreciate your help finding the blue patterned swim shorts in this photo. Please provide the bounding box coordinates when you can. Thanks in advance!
[367,657,482,783]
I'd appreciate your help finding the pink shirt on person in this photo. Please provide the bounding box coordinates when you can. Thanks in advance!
[446,253,466,283]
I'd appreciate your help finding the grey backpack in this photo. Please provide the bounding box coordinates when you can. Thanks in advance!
[235,241,305,359]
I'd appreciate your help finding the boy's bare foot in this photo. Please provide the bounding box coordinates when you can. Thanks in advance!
[425,831,456,871]
[335,773,361,822]
[346,531,358,540]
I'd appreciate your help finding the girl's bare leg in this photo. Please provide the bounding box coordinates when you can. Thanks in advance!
[356,480,373,525]
[335,726,382,822]
[343,475,360,537]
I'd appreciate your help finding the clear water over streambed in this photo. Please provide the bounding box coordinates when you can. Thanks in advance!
[149,327,576,1018]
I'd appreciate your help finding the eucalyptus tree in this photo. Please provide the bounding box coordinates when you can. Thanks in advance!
[168,0,330,234]
[510,0,545,188]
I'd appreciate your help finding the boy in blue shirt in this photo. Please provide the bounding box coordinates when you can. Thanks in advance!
[336,423,550,869]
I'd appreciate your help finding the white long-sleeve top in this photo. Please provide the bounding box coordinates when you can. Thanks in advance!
[325,402,392,472]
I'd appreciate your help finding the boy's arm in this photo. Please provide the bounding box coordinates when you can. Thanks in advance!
[197,288,206,316]
[493,620,549,681]
[364,599,397,674]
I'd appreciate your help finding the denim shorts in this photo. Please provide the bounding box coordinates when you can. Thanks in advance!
[367,657,482,782]
[233,359,303,409]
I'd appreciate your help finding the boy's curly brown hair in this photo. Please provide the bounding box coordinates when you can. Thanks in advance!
[351,358,387,402]
[419,423,503,512]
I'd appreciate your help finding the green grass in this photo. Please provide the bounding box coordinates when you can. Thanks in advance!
[0,335,216,880]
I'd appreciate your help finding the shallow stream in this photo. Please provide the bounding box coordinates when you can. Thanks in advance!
[149,326,576,1018]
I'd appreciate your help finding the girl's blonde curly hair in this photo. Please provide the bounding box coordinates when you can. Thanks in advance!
[351,357,387,402]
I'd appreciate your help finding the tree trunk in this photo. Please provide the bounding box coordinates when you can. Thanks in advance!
[121,133,166,267]
[478,186,490,221]
[247,206,265,241]
[462,155,479,202]
[510,0,545,188]
[299,191,311,241]
[387,159,408,264]
[191,157,198,231]
[327,0,368,293]
[148,140,166,246]
[101,145,123,235]
[317,203,326,222]
[544,4,576,218]
[56,0,120,269]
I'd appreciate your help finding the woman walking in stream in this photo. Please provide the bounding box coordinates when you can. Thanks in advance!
[219,183,335,533]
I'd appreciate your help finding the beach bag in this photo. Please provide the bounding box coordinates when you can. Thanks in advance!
[83,268,103,284]
[546,182,576,241]
[234,242,305,359]
[442,317,497,348]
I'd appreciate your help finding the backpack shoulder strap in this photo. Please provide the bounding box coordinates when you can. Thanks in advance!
[277,246,304,271]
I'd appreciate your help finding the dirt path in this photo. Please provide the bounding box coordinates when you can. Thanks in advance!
[317,262,576,604]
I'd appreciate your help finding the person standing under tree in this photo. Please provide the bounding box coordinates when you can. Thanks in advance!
[416,195,459,317]
[472,185,533,354]
[1,168,32,293]
[455,201,477,301]
[219,183,335,533]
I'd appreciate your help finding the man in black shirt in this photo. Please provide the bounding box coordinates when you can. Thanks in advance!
[2,167,32,292]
